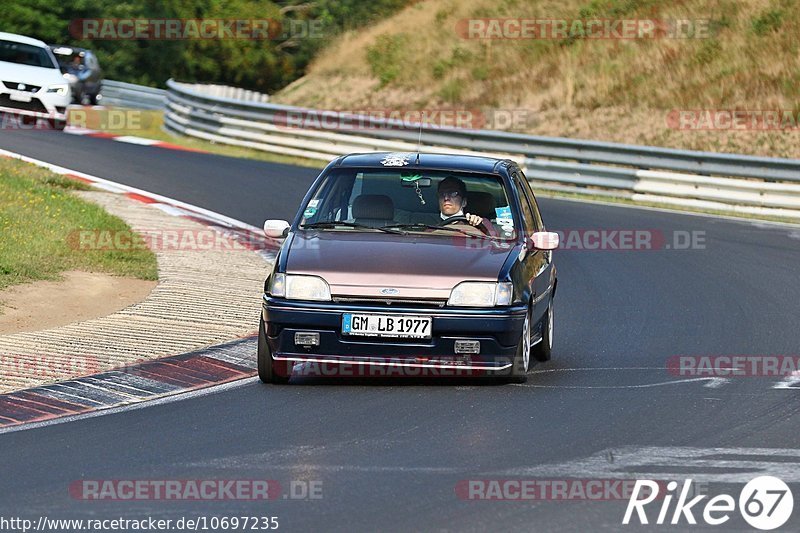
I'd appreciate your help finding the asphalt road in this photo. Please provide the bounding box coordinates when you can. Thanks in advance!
[1,129,799,532]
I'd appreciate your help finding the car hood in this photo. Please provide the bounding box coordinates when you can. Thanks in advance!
[285,231,516,300]
[0,61,64,87]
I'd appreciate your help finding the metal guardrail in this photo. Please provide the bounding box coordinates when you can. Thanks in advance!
[163,78,800,219]
[100,80,166,110]
[173,82,269,103]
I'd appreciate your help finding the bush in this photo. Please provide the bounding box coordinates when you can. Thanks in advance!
[366,34,409,86]
[751,9,784,35]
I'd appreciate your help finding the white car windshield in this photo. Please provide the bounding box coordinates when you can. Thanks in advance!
[0,40,57,69]
[299,168,517,238]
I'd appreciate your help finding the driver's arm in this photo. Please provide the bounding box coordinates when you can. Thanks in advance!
[465,213,499,237]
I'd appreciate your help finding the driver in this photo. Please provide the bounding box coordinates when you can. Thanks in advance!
[438,176,483,227]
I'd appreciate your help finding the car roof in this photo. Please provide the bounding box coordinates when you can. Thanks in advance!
[0,32,49,49]
[333,152,515,175]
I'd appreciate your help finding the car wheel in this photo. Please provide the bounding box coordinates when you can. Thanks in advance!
[50,119,66,131]
[509,305,532,383]
[258,316,290,384]
[532,298,554,362]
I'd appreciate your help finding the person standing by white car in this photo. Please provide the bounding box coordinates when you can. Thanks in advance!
[0,32,71,130]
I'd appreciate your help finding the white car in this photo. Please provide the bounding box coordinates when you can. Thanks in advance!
[0,32,71,130]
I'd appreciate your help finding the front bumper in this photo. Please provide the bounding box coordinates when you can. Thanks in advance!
[262,295,526,373]
[0,88,70,121]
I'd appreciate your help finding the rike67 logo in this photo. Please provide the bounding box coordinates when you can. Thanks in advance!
[623,477,794,530]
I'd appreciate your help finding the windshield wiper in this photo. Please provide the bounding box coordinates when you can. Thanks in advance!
[381,223,498,240]
[300,221,405,235]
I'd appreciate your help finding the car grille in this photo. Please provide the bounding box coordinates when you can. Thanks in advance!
[332,296,447,308]
[0,95,48,113]
[2,81,41,93]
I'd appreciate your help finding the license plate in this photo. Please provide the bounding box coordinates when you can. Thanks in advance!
[9,92,32,103]
[342,313,432,339]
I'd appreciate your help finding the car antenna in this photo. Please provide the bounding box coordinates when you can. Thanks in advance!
[415,111,424,165]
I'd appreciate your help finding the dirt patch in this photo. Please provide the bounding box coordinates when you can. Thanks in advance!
[0,271,157,335]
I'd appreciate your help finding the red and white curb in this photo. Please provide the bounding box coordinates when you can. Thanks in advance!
[0,337,257,431]
[0,148,283,428]
[65,126,208,153]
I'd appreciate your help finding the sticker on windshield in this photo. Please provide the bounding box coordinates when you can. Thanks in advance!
[380,153,411,166]
[303,207,318,218]
[495,206,513,225]
[308,199,320,208]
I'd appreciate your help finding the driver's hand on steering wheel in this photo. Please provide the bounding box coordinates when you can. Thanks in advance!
[465,213,483,226]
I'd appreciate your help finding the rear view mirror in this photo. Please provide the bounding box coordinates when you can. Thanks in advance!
[401,176,431,187]
[530,231,559,250]
[263,219,290,238]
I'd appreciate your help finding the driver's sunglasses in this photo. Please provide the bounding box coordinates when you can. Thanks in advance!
[438,191,461,200]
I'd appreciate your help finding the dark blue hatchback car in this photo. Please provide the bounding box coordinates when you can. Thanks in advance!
[259,152,558,383]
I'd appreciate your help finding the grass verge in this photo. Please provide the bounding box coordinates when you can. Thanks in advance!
[0,157,158,291]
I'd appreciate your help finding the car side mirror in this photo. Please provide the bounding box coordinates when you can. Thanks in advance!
[264,219,290,238]
[530,231,559,250]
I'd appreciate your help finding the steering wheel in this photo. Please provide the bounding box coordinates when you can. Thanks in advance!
[441,215,470,225]
[441,215,490,235]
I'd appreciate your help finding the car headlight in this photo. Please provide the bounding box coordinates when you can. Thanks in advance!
[47,84,69,96]
[269,273,331,301]
[447,282,513,307]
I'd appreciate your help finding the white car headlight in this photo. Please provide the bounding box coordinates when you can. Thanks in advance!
[447,282,513,307]
[270,273,331,301]
[47,84,69,96]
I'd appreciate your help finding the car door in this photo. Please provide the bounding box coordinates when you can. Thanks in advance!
[512,171,552,326]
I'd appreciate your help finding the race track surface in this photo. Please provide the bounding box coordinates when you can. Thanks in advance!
[1,129,799,531]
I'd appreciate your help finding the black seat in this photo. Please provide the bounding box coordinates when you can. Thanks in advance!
[466,191,497,220]
[352,194,395,227]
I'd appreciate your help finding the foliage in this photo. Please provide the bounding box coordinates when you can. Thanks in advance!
[0,0,412,92]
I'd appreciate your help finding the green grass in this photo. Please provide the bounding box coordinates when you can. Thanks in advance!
[0,158,158,291]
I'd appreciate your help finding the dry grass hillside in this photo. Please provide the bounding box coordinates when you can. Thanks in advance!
[273,0,800,158]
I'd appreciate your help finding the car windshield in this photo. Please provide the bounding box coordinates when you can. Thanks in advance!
[0,40,57,69]
[298,168,518,239]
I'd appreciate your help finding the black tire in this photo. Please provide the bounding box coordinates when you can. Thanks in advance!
[50,119,66,131]
[508,305,532,383]
[532,298,554,362]
[258,317,290,384]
